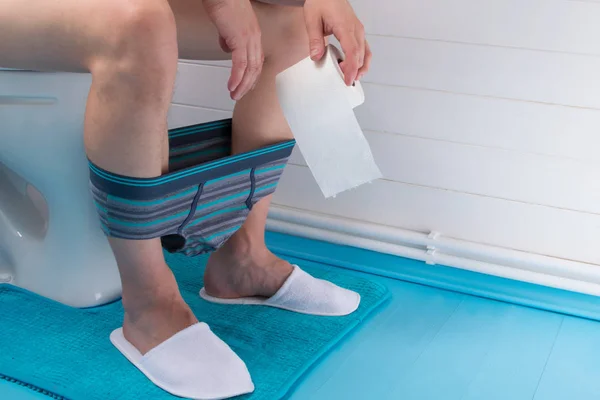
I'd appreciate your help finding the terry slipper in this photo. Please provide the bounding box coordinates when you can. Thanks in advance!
[110,322,254,400]
[199,265,361,316]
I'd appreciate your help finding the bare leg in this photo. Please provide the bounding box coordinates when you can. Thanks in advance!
[1,0,309,354]
[156,0,309,298]
[199,4,311,298]
[1,0,196,354]
[154,0,310,298]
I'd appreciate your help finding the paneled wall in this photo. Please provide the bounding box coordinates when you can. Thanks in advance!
[169,0,600,266]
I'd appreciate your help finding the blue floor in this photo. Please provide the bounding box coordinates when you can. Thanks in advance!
[4,233,600,399]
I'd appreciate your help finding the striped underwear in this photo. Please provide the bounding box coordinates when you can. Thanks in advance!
[89,119,295,256]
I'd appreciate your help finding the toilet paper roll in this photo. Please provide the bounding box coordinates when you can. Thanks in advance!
[275,44,382,198]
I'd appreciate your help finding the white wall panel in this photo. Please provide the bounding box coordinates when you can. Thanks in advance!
[171,0,600,267]
[353,0,600,55]
[274,165,600,266]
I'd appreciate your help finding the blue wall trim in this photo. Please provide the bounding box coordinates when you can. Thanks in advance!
[266,231,600,322]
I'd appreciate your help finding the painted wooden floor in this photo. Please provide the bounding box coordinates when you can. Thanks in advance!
[290,267,600,400]
[4,234,600,399]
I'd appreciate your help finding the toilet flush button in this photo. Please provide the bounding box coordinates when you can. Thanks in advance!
[0,273,12,283]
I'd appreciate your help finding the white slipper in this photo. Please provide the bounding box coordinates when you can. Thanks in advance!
[199,265,361,316]
[110,322,254,400]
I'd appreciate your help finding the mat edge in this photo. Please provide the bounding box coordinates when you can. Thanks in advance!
[276,286,392,400]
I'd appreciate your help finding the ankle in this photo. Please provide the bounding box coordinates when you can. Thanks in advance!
[205,237,293,299]
[123,291,196,329]
[122,293,197,354]
[222,227,269,262]
[122,285,183,322]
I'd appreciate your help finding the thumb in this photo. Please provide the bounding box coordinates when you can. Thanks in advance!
[304,9,325,60]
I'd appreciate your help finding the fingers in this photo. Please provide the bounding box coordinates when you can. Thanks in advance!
[228,45,247,95]
[302,0,370,84]
[336,28,361,85]
[355,24,365,72]
[357,39,371,80]
[205,0,264,101]
[304,7,326,60]
[231,33,263,100]
[336,19,370,85]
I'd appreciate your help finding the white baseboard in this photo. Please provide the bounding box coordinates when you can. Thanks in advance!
[267,204,600,297]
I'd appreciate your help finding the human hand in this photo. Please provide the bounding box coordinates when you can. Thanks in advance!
[303,0,371,85]
[203,0,264,100]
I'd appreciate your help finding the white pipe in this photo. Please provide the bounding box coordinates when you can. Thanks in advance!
[267,218,600,297]
[267,205,600,293]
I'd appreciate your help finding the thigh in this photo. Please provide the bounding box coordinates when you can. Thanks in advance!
[0,0,304,71]
[0,0,133,72]
[0,0,220,72]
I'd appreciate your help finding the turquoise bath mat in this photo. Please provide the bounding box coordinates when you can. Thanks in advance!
[0,252,389,399]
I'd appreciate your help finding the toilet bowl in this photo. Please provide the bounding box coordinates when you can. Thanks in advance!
[0,69,121,308]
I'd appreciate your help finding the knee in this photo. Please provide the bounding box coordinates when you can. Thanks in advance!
[90,0,178,82]
[260,5,309,70]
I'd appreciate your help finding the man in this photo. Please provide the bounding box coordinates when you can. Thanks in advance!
[0,0,371,397]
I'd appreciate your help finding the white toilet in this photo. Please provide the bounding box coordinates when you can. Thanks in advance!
[0,69,121,308]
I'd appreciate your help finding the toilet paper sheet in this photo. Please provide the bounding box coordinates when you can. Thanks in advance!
[275,44,382,198]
